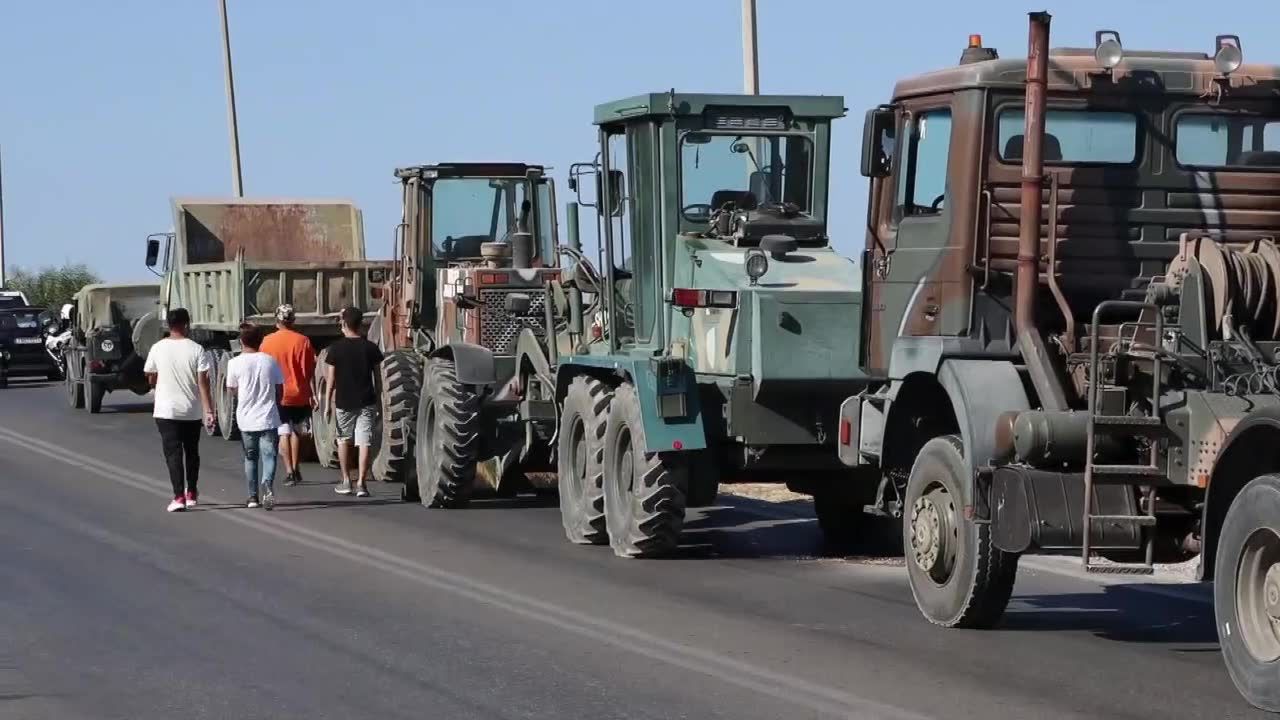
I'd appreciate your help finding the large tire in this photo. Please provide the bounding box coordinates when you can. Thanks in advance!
[602,382,688,558]
[904,435,1018,628]
[375,349,422,484]
[216,352,239,441]
[66,360,84,409]
[203,350,221,437]
[414,358,480,508]
[87,379,105,414]
[1215,473,1280,713]
[311,347,339,468]
[557,375,613,544]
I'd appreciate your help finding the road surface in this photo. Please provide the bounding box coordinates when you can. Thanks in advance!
[0,380,1262,719]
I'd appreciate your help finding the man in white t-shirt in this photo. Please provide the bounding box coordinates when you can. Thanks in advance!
[226,323,285,510]
[143,308,215,513]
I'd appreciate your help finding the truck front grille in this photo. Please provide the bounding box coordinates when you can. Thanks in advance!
[478,289,547,355]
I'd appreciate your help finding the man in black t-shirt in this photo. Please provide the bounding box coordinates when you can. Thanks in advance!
[324,306,383,497]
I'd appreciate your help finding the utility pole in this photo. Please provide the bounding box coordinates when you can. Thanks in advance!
[0,146,7,287]
[218,0,244,196]
[741,0,759,94]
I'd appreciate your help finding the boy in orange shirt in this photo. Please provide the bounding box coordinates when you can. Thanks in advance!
[261,305,317,486]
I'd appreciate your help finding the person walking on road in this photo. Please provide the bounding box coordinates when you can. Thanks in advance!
[144,308,215,513]
[226,323,285,510]
[261,304,316,487]
[324,306,382,498]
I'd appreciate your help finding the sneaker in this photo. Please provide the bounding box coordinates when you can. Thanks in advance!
[263,489,275,511]
[335,479,352,495]
[247,496,260,509]
[355,484,370,498]
[185,491,198,508]
[167,497,186,512]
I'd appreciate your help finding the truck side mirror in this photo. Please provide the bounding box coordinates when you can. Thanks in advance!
[861,106,896,178]
[597,169,624,218]
[145,237,161,267]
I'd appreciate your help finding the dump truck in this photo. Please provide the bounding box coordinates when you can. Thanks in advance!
[145,198,390,450]
[834,13,1280,711]
[418,93,864,558]
[62,283,162,412]
[368,163,562,501]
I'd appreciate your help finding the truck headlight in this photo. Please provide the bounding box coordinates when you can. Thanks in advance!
[745,249,769,285]
[100,339,115,353]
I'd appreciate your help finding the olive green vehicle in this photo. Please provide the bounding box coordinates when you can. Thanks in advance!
[417,92,868,558]
[62,283,163,413]
[145,197,390,453]
[833,13,1280,711]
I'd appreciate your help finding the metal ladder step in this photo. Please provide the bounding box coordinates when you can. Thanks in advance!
[1084,563,1155,576]
[1089,464,1165,484]
[1088,514,1158,526]
[1090,415,1165,435]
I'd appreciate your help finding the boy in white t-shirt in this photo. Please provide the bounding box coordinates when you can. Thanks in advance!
[144,308,216,513]
[225,323,285,510]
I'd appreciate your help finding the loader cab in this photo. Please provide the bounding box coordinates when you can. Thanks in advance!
[576,92,844,358]
[392,163,558,337]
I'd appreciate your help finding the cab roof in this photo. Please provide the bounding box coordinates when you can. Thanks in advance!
[593,92,846,126]
[892,48,1280,100]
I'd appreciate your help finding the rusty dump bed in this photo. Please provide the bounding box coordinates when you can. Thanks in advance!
[169,198,389,336]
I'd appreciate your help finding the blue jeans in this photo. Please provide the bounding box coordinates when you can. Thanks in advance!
[241,430,278,498]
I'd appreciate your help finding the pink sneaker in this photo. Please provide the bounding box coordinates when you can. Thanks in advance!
[185,491,198,508]
[167,496,186,512]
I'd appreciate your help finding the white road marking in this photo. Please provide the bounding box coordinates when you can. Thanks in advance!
[0,425,930,720]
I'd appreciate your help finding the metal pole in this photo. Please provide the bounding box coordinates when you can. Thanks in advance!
[741,0,759,94]
[218,0,244,196]
[0,146,6,287]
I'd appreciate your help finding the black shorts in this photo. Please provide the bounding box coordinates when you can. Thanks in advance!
[279,405,311,425]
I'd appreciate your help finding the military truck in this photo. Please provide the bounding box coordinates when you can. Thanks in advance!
[145,198,390,448]
[368,163,562,501]
[62,283,162,412]
[834,12,1280,711]
[411,93,862,557]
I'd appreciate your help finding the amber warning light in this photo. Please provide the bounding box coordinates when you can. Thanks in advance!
[968,34,983,48]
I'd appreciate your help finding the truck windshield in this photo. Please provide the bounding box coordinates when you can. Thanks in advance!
[0,295,25,310]
[430,177,535,260]
[1176,113,1280,169]
[679,133,814,222]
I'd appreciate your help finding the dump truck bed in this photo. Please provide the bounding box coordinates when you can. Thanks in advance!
[166,198,390,339]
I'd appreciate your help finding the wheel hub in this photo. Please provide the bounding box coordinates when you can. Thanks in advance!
[1265,564,1280,620]
[911,497,943,574]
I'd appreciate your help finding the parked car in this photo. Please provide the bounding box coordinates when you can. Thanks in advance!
[0,305,60,386]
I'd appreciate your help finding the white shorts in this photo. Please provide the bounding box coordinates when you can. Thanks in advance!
[336,405,378,447]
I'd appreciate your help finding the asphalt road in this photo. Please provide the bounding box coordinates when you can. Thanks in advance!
[0,379,1263,719]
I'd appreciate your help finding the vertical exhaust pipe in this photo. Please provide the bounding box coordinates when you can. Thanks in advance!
[1015,10,1069,411]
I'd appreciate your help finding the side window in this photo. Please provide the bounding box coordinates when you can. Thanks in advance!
[605,132,636,343]
[895,109,953,219]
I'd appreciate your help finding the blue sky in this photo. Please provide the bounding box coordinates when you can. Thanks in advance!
[3,0,1279,282]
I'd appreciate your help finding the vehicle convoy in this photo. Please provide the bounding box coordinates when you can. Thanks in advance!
[369,163,563,498]
[832,12,1280,711]
[61,283,162,413]
[0,305,58,388]
[144,197,390,451]
[411,94,865,558]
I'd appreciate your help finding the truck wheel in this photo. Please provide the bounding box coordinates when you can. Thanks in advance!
[66,363,84,408]
[312,348,339,468]
[1215,473,1280,712]
[376,350,422,485]
[558,375,613,544]
[904,435,1017,628]
[602,382,688,558]
[216,352,238,440]
[414,358,480,508]
[87,379,105,414]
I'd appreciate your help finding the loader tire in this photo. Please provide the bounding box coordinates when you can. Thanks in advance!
[603,382,688,558]
[66,363,84,408]
[904,435,1018,629]
[414,358,480,509]
[557,375,612,545]
[376,349,422,485]
[312,347,339,468]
